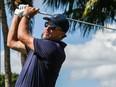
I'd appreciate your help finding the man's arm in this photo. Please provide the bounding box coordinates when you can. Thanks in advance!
[17,5,39,51]
[7,15,26,54]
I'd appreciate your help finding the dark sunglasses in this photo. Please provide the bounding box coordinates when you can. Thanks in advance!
[44,22,57,30]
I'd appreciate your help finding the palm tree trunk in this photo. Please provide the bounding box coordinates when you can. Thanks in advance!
[0,0,1,21]
[21,53,27,67]
[2,0,12,87]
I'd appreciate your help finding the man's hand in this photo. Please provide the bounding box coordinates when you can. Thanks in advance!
[23,5,39,19]
[14,4,27,18]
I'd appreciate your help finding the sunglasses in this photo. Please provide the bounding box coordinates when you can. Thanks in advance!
[44,22,57,30]
[44,22,62,31]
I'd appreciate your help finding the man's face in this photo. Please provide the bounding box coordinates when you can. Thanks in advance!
[42,20,65,41]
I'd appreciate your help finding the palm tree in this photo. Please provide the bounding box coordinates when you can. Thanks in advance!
[6,0,34,67]
[0,0,2,32]
[0,1,2,74]
[42,0,116,36]
[2,0,11,86]
[0,0,1,21]
[21,53,27,67]
[1,0,33,87]
[0,0,1,34]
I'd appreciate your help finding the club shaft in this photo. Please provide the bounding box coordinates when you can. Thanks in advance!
[67,18,116,31]
[38,11,116,31]
[38,11,52,16]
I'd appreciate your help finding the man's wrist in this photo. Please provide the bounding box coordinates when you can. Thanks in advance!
[14,13,22,18]
[22,14,30,20]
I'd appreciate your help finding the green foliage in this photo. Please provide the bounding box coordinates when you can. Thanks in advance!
[0,73,19,87]
[42,0,116,36]
[0,74,5,87]
[82,0,100,19]
[5,0,34,34]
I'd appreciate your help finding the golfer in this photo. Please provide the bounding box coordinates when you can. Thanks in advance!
[7,4,69,87]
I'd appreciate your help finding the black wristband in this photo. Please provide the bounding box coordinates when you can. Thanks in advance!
[22,14,30,20]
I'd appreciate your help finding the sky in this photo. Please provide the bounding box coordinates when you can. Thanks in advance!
[1,0,116,87]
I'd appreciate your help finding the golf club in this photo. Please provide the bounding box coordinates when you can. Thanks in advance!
[38,11,116,31]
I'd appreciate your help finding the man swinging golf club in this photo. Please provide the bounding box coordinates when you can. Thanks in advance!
[7,4,69,87]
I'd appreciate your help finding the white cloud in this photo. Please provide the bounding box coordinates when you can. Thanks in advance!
[70,64,116,80]
[63,24,116,87]
[98,80,116,87]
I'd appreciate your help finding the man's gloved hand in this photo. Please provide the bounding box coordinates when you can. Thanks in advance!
[14,4,27,18]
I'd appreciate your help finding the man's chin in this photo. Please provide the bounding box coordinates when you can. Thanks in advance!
[42,36,50,40]
[42,35,51,39]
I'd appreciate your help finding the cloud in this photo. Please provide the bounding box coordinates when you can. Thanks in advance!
[70,64,116,80]
[64,34,116,68]
[98,80,116,87]
[63,24,116,87]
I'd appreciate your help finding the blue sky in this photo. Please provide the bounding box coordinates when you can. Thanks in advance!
[1,0,116,87]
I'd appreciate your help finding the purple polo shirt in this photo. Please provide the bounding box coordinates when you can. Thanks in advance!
[15,38,67,87]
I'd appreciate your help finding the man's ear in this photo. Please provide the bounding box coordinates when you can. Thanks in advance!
[60,32,66,39]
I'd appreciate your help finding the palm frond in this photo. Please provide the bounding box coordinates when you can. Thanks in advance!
[5,0,34,34]
[43,0,116,36]
[82,0,100,19]
[42,0,69,11]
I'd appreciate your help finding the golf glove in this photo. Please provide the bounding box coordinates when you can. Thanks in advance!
[14,4,27,18]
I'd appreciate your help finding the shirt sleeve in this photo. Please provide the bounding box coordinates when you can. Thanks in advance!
[33,38,59,60]
[34,38,48,59]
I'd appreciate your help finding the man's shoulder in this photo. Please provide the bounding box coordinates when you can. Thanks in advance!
[36,38,56,44]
